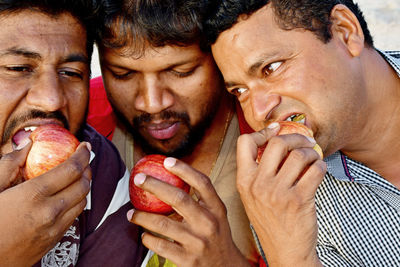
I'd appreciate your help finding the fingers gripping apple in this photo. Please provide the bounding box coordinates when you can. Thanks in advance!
[129,154,190,215]
[257,121,323,163]
[24,124,80,180]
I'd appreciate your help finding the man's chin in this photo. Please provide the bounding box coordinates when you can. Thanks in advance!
[137,137,196,158]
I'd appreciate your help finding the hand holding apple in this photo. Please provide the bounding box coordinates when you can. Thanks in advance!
[129,154,190,215]
[23,124,79,180]
[257,121,323,163]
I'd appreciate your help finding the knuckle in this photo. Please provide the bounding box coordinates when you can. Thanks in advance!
[155,217,171,232]
[191,237,207,254]
[30,182,51,200]
[237,134,249,146]
[310,160,327,176]
[65,157,85,177]
[40,206,60,226]
[196,175,213,192]
[203,218,218,236]
[171,189,190,207]
[290,148,308,161]
[268,136,286,148]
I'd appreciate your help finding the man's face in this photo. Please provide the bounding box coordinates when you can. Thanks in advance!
[212,5,367,156]
[100,44,223,157]
[0,10,90,156]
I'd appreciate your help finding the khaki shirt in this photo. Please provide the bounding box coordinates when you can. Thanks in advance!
[112,114,259,264]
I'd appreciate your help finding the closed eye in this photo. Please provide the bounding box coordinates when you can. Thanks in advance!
[5,66,32,72]
[59,70,83,80]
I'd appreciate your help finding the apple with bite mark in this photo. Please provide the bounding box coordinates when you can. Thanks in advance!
[23,124,79,180]
[257,121,323,163]
[130,154,190,215]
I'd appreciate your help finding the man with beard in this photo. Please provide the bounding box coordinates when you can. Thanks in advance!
[204,0,400,266]
[0,0,146,266]
[89,0,260,265]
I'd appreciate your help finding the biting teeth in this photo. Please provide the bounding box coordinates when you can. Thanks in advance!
[24,126,38,132]
[286,114,305,124]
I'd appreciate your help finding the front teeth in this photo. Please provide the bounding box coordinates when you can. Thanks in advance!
[286,114,305,124]
[24,126,38,132]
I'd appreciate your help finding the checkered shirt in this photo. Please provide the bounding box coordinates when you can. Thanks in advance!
[255,50,400,266]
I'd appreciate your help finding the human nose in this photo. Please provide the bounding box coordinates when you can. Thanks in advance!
[135,75,174,114]
[250,90,281,122]
[26,71,67,112]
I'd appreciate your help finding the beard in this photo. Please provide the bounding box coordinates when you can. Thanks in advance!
[113,94,221,158]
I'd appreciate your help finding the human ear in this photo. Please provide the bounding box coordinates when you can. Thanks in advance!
[330,4,364,57]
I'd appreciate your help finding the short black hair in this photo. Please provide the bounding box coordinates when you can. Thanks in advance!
[97,0,209,57]
[0,0,100,62]
[204,0,374,47]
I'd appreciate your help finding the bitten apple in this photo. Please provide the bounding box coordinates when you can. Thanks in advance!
[130,154,190,215]
[257,121,323,163]
[24,124,79,180]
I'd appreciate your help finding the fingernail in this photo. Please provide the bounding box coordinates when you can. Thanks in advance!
[16,138,31,150]
[85,142,92,152]
[306,136,316,144]
[127,209,134,220]
[134,173,146,186]
[164,157,176,168]
[267,122,279,129]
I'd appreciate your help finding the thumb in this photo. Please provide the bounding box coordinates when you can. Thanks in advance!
[0,139,32,191]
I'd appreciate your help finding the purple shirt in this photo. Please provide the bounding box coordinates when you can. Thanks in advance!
[33,125,147,267]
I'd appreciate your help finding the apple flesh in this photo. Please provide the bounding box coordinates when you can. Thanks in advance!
[257,121,323,163]
[24,124,79,180]
[129,154,190,215]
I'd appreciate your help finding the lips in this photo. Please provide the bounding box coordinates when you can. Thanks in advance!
[146,122,180,140]
[10,121,63,149]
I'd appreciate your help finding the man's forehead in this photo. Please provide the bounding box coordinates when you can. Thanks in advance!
[0,10,88,60]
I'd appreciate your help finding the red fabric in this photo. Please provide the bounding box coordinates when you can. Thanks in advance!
[258,257,268,267]
[235,101,255,135]
[87,76,116,140]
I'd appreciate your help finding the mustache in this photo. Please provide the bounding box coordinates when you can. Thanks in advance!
[2,110,69,146]
[133,110,190,125]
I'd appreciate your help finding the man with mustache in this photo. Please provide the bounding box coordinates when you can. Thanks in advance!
[89,0,261,265]
[203,0,400,266]
[0,0,146,266]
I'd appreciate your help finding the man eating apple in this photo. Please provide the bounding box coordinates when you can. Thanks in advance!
[0,1,146,266]
[204,0,400,266]
[88,0,261,265]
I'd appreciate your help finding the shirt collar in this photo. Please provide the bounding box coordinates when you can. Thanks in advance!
[325,49,400,183]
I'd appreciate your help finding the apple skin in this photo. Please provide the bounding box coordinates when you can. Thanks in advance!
[129,154,190,215]
[24,124,79,180]
[257,121,323,163]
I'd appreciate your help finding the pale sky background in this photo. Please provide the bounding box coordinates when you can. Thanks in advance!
[90,0,400,78]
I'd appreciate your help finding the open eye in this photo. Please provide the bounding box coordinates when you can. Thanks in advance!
[263,61,282,76]
[230,87,248,97]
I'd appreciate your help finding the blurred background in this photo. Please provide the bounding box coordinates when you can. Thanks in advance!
[90,0,400,78]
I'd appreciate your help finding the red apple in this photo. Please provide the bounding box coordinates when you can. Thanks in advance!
[257,121,323,163]
[129,154,190,215]
[23,124,79,180]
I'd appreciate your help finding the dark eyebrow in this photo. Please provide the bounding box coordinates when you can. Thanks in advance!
[224,81,239,88]
[248,59,265,76]
[247,51,279,76]
[62,53,89,65]
[0,47,41,60]
[0,47,88,65]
